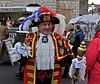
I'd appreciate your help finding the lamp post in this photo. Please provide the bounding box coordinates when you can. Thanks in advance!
[91,2,95,15]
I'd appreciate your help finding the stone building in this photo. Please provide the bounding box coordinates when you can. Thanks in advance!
[79,0,88,15]
[56,0,80,23]
[0,0,88,25]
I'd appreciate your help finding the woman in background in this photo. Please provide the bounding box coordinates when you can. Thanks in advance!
[85,20,100,84]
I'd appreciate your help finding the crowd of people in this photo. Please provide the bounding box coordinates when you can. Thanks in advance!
[0,5,100,84]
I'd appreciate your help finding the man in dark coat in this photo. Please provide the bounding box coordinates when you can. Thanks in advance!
[72,25,84,58]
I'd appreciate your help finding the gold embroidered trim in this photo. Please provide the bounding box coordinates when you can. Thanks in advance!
[64,40,66,47]
[54,64,60,68]
[26,65,35,70]
[52,33,59,59]
[26,63,36,84]
[51,64,61,84]
[27,73,34,78]
[28,58,34,62]
[54,71,60,76]
[41,12,51,22]
[53,80,58,84]
[32,33,36,58]
[27,81,33,84]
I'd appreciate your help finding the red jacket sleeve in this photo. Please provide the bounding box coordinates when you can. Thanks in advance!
[85,38,99,74]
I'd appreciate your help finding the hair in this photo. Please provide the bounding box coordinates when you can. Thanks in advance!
[69,29,74,31]
[2,20,6,26]
[95,21,100,33]
[76,25,80,30]
[15,33,26,45]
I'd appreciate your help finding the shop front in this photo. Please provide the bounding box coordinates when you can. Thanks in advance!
[0,7,28,27]
[0,5,41,27]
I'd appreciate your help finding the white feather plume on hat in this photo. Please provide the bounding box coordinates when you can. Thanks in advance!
[54,14,66,35]
[16,31,29,34]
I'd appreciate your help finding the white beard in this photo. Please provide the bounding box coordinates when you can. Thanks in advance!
[36,33,55,70]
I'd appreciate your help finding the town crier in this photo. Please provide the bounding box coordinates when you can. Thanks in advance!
[22,6,73,84]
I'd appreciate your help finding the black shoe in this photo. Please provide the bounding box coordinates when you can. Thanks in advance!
[17,76,23,80]
[16,71,23,75]
[16,72,23,80]
[16,73,21,77]
[16,74,23,80]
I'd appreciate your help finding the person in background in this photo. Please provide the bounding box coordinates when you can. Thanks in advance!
[22,6,73,84]
[66,24,75,47]
[69,41,86,84]
[62,29,75,78]
[12,31,31,79]
[66,29,75,45]
[85,20,100,84]
[72,25,84,58]
[0,20,9,61]
[66,24,74,37]
[6,20,13,29]
[12,17,26,46]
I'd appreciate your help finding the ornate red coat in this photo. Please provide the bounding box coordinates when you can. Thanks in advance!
[24,32,73,84]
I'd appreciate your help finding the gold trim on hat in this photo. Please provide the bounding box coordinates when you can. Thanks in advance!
[41,12,51,22]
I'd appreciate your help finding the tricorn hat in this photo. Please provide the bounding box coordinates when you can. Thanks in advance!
[31,6,60,27]
[20,6,60,31]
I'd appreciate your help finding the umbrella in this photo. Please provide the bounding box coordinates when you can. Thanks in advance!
[68,16,82,24]
[79,14,100,24]
[68,14,100,24]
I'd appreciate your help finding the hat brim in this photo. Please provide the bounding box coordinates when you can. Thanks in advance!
[16,31,29,34]
[31,16,60,27]
[51,16,60,24]
[18,17,25,21]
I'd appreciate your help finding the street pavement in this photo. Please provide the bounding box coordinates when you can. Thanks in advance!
[0,61,23,84]
[0,57,88,84]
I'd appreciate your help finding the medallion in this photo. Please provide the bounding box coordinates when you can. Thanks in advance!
[42,36,48,43]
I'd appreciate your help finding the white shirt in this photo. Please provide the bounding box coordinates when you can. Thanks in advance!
[36,33,55,70]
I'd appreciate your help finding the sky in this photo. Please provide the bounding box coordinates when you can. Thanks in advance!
[88,0,100,4]
[88,0,100,11]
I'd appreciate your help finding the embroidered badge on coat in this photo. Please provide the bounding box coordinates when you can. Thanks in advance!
[42,36,48,43]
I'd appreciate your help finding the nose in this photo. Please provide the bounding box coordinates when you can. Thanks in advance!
[45,24,49,29]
